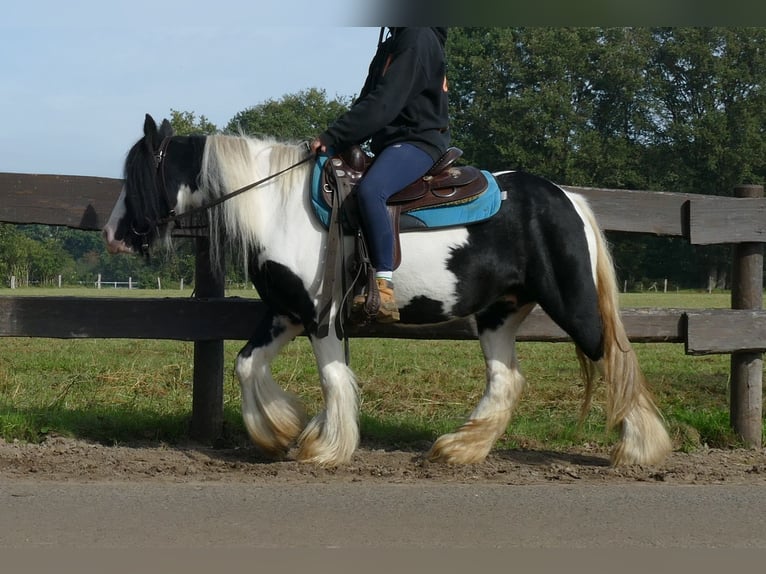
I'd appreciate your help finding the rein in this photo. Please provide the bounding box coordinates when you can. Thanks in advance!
[153,137,314,229]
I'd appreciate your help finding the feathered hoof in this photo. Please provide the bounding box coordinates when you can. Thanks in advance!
[294,449,349,468]
[294,422,356,467]
[427,432,492,465]
[610,408,673,466]
[611,436,672,466]
[251,442,290,460]
[244,408,308,460]
[246,429,295,460]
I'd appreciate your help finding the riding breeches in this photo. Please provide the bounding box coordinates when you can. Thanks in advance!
[355,142,434,272]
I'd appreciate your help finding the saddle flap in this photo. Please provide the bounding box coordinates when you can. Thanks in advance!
[388,166,485,207]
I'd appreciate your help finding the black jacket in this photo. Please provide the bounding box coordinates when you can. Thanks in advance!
[319,27,450,162]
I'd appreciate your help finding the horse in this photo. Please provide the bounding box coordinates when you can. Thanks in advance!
[103,114,672,467]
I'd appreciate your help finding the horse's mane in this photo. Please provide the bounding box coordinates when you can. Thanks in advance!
[199,134,311,274]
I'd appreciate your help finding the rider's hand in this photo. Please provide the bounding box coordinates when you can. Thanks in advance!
[309,137,326,154]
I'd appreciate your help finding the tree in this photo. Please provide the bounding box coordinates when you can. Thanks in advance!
[646,28,766,196]
[447,27,766,289]
[642,28,766,287]
[169,110,218,135]
[225,88,351,140]
[0,224,75,286]
[447,28,658,186]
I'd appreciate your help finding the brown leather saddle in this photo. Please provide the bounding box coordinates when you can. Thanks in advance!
[320,145,489,269]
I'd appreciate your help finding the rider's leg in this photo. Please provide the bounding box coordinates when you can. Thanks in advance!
[354,143,434,322]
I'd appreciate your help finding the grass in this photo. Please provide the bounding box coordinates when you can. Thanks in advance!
[0,285,259,298]
[0,287,762,452]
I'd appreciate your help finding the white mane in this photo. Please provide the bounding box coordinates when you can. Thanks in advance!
[198,134,315,275]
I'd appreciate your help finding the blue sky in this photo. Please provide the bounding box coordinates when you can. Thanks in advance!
[0,1,379,178]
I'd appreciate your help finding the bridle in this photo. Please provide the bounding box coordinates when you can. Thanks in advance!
[131,136,314,248]
[129,135,179,245]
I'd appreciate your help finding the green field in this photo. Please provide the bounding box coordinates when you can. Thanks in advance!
[0,287,762,451]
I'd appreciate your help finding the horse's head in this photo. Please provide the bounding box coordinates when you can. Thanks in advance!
[103,114,204,256]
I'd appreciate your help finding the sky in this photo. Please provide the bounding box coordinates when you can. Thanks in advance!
[0,1,380,178]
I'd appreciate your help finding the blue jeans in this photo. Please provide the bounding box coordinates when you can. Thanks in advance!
[356,143,434,272]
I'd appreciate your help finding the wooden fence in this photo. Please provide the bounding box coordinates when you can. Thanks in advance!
[1,172,764,447]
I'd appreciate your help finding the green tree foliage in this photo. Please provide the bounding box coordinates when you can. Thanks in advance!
[646,28,766,195]
[0,224,75,286]
[634,28,766,286]
[447,27,766,288]
[169,109,218,135]
[225,88,351,140]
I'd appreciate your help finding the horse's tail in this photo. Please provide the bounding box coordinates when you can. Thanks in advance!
[573,195,673,466]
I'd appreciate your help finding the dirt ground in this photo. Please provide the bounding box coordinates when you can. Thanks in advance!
[1,435,764,485]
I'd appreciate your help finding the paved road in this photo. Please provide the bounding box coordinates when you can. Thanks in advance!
[2,481,765,549]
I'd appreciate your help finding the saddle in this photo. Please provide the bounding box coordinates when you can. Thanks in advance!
[320,145,489,268]
[315,145,490,338]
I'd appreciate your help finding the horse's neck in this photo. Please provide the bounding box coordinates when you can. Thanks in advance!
[212,144,324,283]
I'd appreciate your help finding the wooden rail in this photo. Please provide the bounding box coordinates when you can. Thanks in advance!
[1,172,764,446]
[1,297,763,354]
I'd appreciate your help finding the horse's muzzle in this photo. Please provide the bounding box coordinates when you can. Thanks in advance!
[102,228,133,254]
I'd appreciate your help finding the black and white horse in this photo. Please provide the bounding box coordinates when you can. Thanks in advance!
[103,114,672,467]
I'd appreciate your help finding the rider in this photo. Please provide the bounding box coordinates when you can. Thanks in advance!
[310,27,450,323]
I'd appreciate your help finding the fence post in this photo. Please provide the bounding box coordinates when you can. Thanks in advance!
[189,236,225,443]
[730,184,763,448]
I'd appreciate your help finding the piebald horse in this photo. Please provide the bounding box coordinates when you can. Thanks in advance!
[103,115,672,467]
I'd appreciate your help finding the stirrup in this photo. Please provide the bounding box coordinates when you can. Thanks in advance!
[350,278,400,324]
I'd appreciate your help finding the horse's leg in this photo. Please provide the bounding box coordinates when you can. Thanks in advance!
[235,311,308,456]
[586,345,673,467]
[295,334,360,466]
[428,303,534,464]
[573,325,672,466]
[569,198,672,466]
[592,320,674,466]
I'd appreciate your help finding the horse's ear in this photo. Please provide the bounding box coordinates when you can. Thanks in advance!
[143,114,158,140]
[142,114,172,150]
[159,119,174,138]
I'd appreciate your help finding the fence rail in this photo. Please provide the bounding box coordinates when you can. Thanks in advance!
[1,172,764,447]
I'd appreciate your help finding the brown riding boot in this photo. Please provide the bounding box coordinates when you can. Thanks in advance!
[374,278,400,323]
[351,278,400,324]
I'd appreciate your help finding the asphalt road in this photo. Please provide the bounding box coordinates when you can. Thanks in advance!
[2,481,765,549]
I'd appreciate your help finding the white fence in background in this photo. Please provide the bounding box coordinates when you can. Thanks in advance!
[95,274,138,289]
[7,275,188,290]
